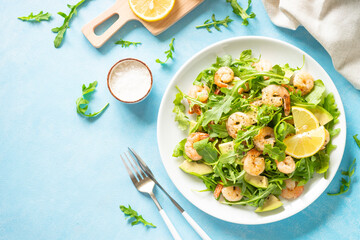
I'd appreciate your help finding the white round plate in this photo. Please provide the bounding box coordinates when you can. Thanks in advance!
[157,36,346,224]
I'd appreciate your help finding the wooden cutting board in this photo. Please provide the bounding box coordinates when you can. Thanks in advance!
[82,0,204,48]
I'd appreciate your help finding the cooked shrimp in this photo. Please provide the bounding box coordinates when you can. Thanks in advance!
[188,85,209,115]
[281,179,304,200]
[214,183,223,199]
[185,132,209,161]
[238,82,249,94]
[188,85,210,103]
[214,67,234,88]
[262,85,291,116]
[253,127,276,151]
[243,149,265,176]
[252,59,272,80]
[292,71,314,95]
[275,156,296,174]
[252,59,272,72]
[250,99,263,107]
[321,128,330,150]
[240,148,261,164]
[226,112,254,139]
[221,186,243,202]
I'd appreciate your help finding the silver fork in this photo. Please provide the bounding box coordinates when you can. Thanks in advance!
[120,152,182,240]
[128,148,212,240]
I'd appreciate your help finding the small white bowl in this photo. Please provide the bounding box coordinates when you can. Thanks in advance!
[107,58,153,103]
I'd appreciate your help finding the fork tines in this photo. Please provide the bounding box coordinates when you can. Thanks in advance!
[120,152,147,185]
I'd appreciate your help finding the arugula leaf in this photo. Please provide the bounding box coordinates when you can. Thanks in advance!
[120,205,156,227]
[213,55,233,68]
[218,151,237,164]
[263,144,286,162]
[196,14,233,32]
[353,134,360,148]
[193,138,218,163]
[202,96,234,127]
[172,138,187,157]
[274,120,295,142]
[115,39,141,48]
[226,0,256,26]
[18,11,51,22]
[305,80,326,105]
[52,0,87,48]
[156,38,175,64]
[173,91,190,131]
[315,151,330,174]
[328,158,356,196]
[76,81,109,118]
[82,81,98,95]
[257,105,281,125]
[208,122,229,138]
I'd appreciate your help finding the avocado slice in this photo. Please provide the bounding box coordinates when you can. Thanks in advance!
[255,195,283,212]
[244,173,269,189]
[218,141,234,154]
[179,160,213,176]
[308,106,333,126]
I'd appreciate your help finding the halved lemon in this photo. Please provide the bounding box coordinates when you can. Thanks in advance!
[129,0,175,22]
[292,106,319,134]
[283,126,326,158]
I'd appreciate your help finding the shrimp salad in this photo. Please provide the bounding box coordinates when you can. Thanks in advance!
[172,50,340,212]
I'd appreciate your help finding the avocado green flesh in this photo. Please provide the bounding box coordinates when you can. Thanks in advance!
[179,160,213,176]
[218,141,234,154]
[255,195,283,212]
[244,173,269,189]
[309,106,333,125]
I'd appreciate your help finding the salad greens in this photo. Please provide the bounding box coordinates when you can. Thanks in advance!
[226,0,256,26]
[115,39,141,48]
[52,0,87,48]
[76,81,109,118]
[18,11,51,22]
[120,205,156,227]
[196,14,233,32]
[156,38,175,64]
[172,50,340,211]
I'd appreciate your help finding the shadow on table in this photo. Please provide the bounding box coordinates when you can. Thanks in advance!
[115,89,158,124]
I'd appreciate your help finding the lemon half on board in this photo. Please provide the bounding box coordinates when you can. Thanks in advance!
[292,106,319,134]
[283,126,326,158]
[129,0,175,22]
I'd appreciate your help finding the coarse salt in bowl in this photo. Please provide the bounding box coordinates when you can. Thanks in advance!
[107,58,153,103]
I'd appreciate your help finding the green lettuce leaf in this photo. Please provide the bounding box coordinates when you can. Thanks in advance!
[173,92,190,131]
[305,80,326,105]
[193,138,218,163]
[263,144,286,162]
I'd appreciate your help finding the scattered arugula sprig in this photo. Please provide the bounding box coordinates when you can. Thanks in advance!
[18,11,51,22]
[76,81,109,118]
[115,39,141,48]
[353,134,360,148]
[120,205,156,227]
[52,0,87,48]
[156,38,175,64]
[226,0,256,26]
[196,14,233,32]
[328,158,356,196]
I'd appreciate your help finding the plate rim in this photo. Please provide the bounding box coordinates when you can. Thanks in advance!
[157,36,346,225]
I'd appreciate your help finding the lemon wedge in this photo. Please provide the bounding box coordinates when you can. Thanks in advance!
[292,106,319,134]
[129,0,175,22]
[283,126,326,158]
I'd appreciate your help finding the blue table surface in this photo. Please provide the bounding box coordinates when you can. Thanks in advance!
[1,0,359,239]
